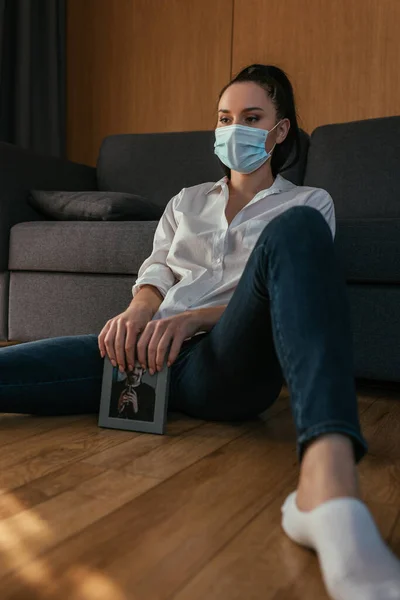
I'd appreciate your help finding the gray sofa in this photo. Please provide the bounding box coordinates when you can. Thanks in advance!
[1,116,400,382]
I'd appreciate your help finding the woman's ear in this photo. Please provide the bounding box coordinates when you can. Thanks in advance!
[276,118,291,144]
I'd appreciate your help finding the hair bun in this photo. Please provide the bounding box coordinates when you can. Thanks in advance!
[245,64,266,75]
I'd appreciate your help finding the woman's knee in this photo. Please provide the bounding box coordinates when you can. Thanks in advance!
[258,205,332,250]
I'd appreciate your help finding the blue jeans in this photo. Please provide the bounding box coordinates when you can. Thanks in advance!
[0,206,368,464]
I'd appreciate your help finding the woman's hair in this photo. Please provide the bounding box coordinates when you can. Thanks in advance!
[217,64,301,178]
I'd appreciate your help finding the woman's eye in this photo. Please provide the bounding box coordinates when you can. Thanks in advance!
[219,117,230,124]
[246,116,259,123]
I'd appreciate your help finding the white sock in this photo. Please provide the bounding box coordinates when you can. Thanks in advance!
[281,490,400,600]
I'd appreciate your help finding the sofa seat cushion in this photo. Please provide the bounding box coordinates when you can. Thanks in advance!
[11,217,398,283]
[335,218,400,283]
[9,220,158,274]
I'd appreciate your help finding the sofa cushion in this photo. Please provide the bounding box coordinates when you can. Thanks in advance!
[97,130,310,209]
[97,131,224,209]
[28,190,162,221]
[304,116,400,219]
[9,221,157,274]
[335,218,400,283]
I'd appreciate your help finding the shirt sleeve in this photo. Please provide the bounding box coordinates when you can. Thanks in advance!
[131,192,180,299]
[305,189,336,239]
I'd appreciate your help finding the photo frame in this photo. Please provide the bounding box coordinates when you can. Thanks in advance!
[98,356,170,434]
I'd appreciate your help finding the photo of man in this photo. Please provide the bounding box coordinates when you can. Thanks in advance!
[108,363,156,422]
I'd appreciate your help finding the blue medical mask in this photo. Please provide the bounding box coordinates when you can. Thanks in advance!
[214,121,281,174]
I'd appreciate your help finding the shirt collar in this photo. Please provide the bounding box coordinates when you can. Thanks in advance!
[206,176,229,195]
[252,173,295,202]
[206,173,295,199]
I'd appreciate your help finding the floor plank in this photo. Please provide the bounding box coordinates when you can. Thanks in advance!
[0,414,87,449]
[0,411,298,599]
[0,418,132,492]
[0,462,106,519]
[359,397,400,460]
[173,482,316,600]
[0,412,202,495]
[0,419,253,583]
[0,383,398,600]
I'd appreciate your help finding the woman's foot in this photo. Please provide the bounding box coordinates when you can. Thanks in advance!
[281,434,400,600]
[281,491,400,600]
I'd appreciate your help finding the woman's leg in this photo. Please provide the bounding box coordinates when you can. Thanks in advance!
[0,334,103,414]
[171,205,367,464]
[171,206,400,600]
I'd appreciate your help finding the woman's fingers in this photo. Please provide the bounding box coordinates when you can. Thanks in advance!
[166,329,186,366]
[99,308,154,371]
[146,322,168,374]
[103,325,117,366]
[114,319,128,371]
[136,323,155,369]
[136,317,188,374]
[98,321,111,358]
[155,328,175,371]
[125,324,138,371]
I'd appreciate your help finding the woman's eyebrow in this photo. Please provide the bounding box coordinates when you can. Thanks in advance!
[218,107,265,113]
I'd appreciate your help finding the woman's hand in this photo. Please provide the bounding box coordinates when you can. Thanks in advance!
[98,302,154,373]
[136,310,202,374]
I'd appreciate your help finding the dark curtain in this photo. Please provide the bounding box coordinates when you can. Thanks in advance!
[0,0,66,157]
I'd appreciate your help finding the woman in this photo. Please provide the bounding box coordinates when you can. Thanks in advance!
[1,64,399,599]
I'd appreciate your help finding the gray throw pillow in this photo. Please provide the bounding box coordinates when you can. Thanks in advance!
[28,190,163,221]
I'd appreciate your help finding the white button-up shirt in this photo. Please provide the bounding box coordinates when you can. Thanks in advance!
[132,174,335,320]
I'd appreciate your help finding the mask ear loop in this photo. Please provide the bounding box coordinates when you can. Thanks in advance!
[269,119,283,134]
[267,119,283,157]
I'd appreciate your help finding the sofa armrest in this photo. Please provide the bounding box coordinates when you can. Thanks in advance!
[0,142,97,271]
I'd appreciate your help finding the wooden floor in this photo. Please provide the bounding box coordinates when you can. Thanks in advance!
[0,381,400,599]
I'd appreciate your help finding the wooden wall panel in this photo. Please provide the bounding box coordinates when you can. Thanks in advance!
[232,0,400,133]
[67,0,233,165]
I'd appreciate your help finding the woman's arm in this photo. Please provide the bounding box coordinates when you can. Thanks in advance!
[131,192,181,300]
[191,305,228,332]
[127,284,163,317]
